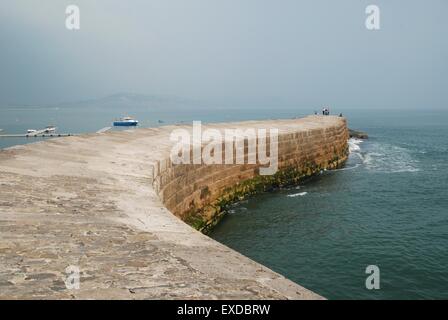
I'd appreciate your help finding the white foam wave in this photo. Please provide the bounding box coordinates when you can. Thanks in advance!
[287,192,308,197]
[347,138,365,164]
[348,138,363,153]
[347,138,419,173]
[363,143,420,173]
[331,164,361,171]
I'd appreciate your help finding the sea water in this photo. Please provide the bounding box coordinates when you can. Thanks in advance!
[211,109,448,299]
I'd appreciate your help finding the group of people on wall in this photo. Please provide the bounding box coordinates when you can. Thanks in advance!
[314,107,330,115]
[314,107,343,117]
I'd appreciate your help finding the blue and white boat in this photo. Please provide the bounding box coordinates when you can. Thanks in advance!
[113,117,139,127]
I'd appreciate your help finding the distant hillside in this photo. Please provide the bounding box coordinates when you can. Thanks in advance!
[55,93,203,110]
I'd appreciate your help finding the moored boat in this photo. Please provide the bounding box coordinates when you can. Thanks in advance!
[113,117,139,126]
[44,126,56,133]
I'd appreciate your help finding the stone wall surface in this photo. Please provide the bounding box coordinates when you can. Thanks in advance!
[0,116,348,299]
[155,117,349,232]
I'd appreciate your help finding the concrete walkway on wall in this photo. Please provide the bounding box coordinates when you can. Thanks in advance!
[0,116,347,299]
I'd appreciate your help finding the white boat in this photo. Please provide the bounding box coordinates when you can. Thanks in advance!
[44,126,56,133]
[26,126,56,134]
[113,117,139,126]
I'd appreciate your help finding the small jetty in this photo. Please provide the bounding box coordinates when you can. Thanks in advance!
[0,126,74,138]
[0,133,74,138]
[96,127,112,134]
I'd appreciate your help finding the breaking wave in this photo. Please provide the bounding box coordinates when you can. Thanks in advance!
[287,192,308,197]
[348,138,363,153]
[348,138,420,173]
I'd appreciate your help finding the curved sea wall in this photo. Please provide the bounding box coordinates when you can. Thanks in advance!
[0,116,347,299]
[154,116,349,232]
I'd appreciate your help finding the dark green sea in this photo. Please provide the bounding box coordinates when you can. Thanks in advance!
[211,109,448,299]
[1,105,447,299]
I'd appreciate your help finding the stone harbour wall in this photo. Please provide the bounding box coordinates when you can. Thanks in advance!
[153,116,349,232]
[0,116,347,299]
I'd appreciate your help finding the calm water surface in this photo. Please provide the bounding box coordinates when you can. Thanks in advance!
[211,109,448,299]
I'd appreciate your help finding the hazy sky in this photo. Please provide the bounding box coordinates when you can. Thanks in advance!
[0,0,446,109]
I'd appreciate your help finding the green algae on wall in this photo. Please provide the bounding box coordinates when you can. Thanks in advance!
[188,153,348,234]
[154,117,350,234]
